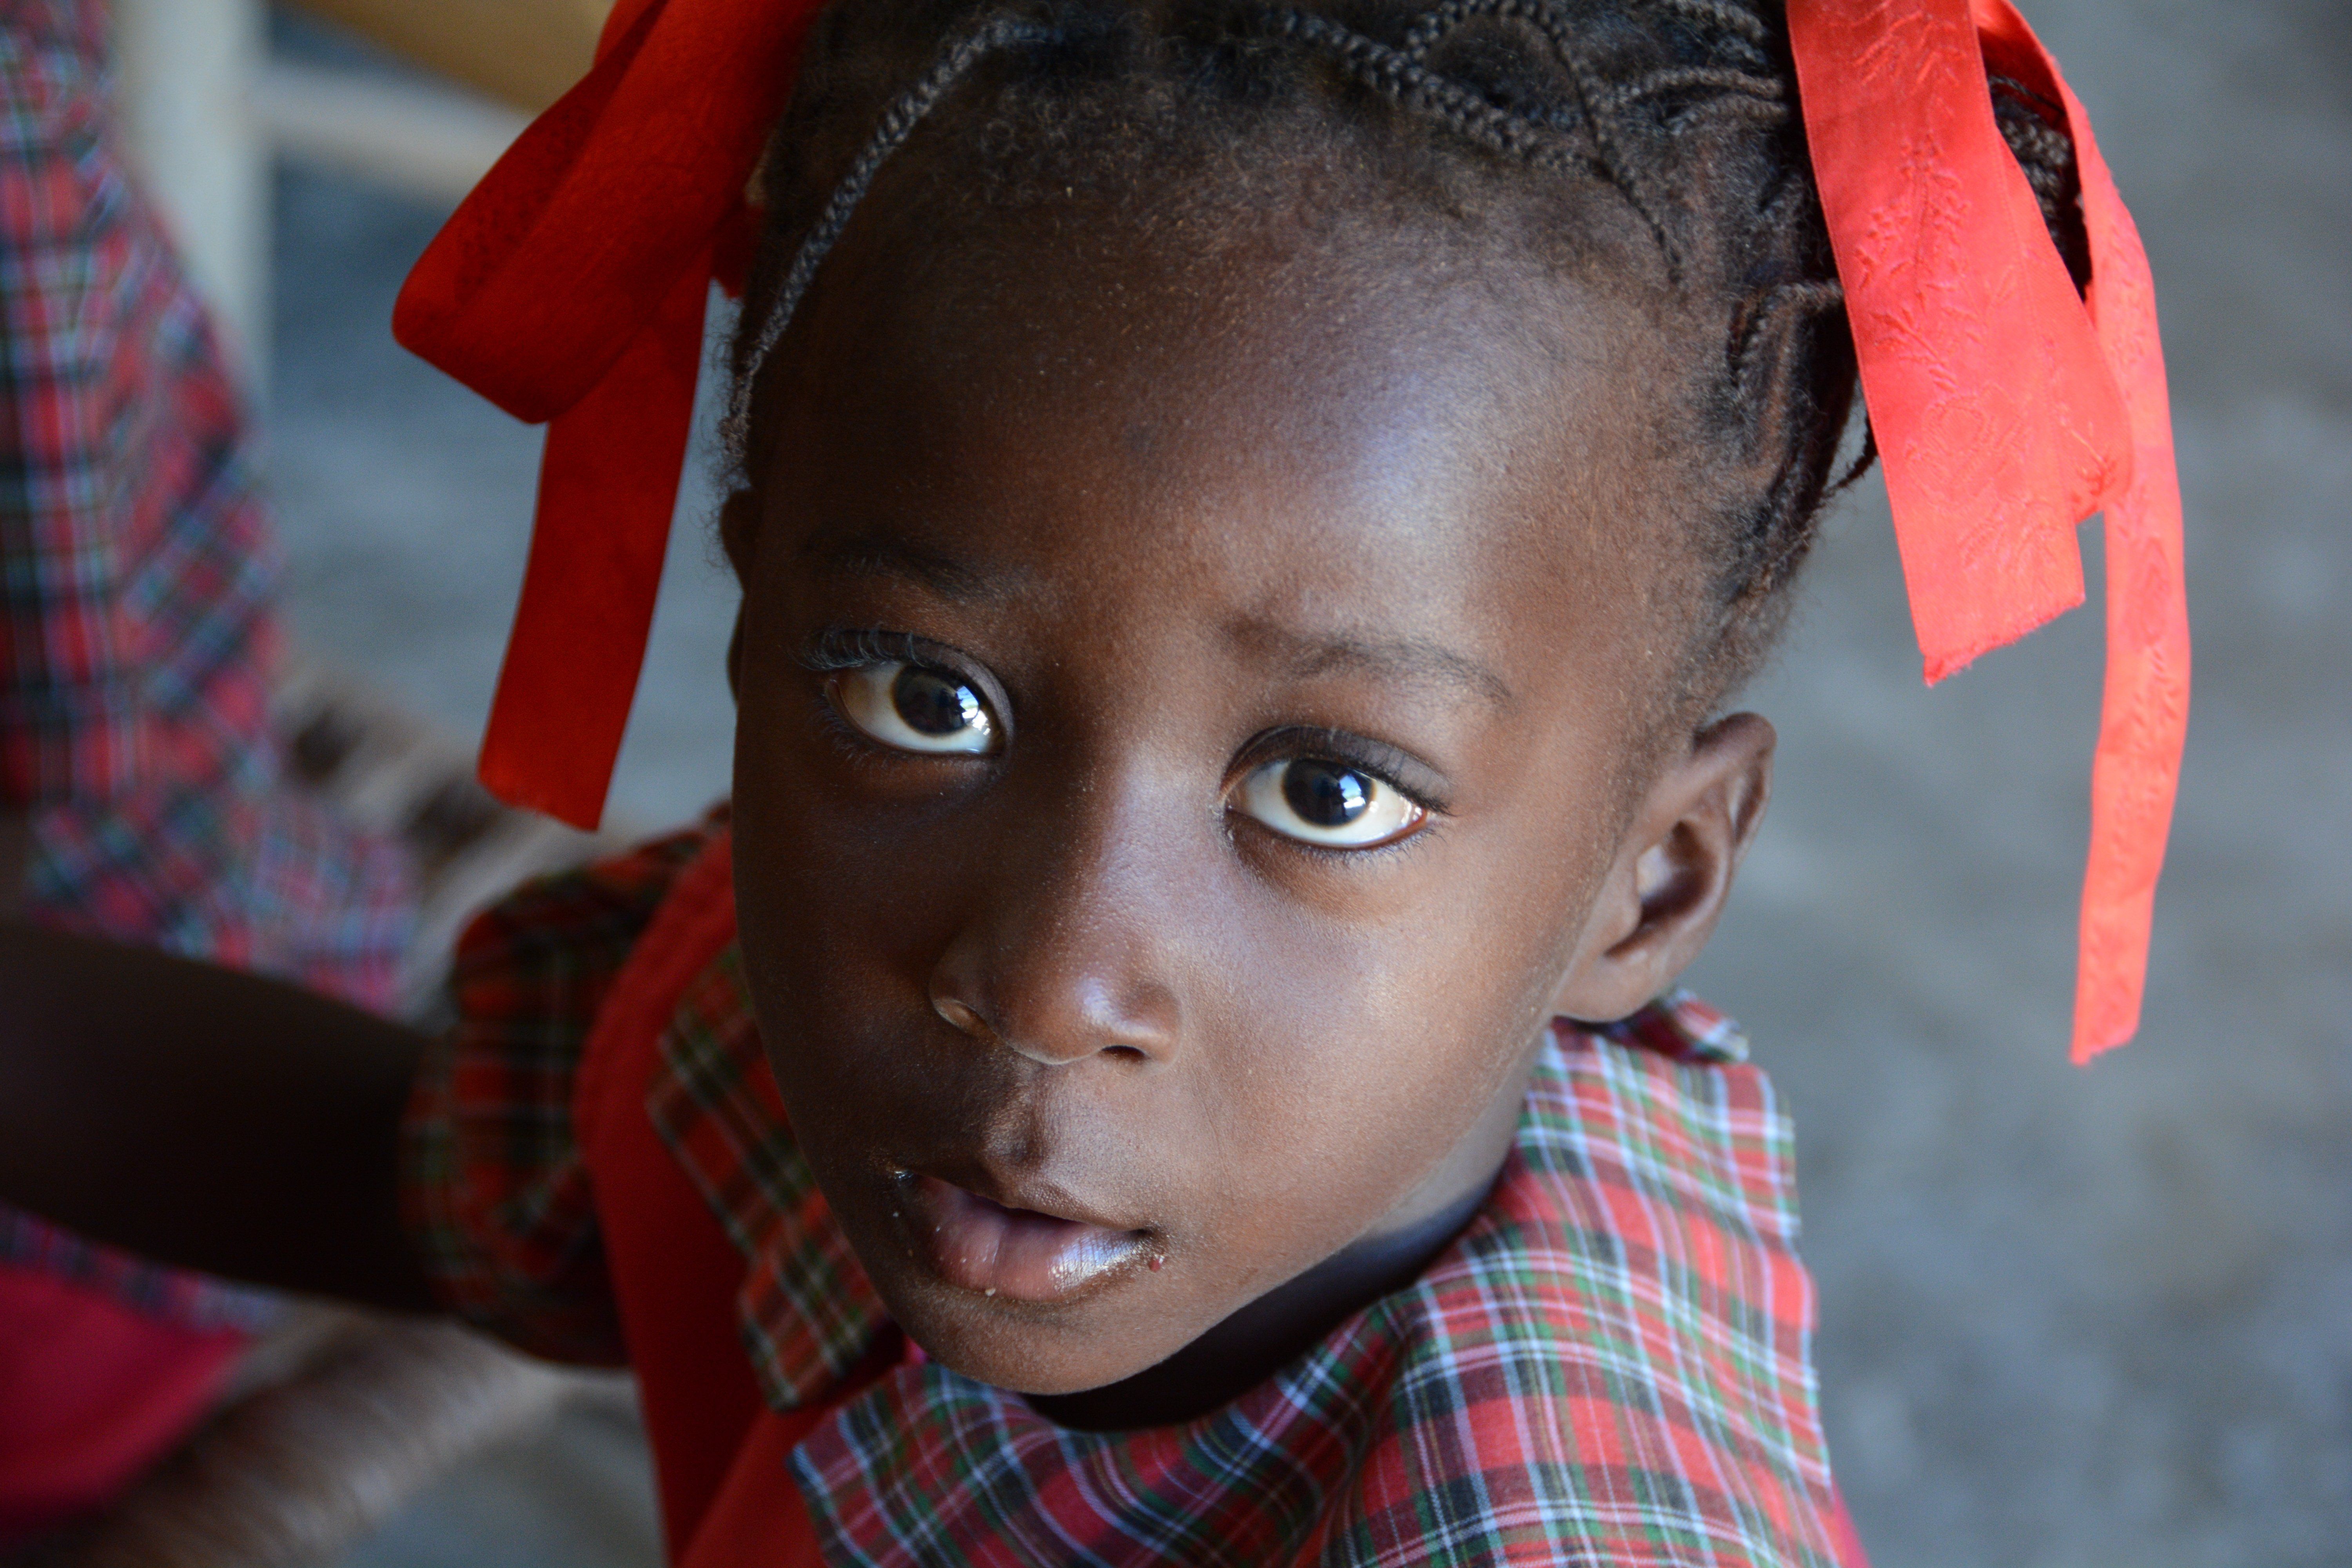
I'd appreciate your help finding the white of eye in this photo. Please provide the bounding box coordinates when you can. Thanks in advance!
[829,662,998,755]
[1235,757,1426,849]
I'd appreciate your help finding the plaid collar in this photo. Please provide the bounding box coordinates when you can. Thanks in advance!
[644,942,884,1410]
[647,956,1846,1565]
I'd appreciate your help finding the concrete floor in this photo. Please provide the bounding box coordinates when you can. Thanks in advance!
[262,1,2350,1562]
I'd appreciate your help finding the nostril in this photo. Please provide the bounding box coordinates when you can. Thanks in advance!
[933,996,989,1037]
[931,979,1172,1064]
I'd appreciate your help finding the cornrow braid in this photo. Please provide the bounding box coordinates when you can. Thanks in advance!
[727,12,1053,450]
[1260,9,1580,173]
[1290,0,1683,273]
[1991,73,2088,287]
[1654,0,1768,52]
[728,0,2085,711]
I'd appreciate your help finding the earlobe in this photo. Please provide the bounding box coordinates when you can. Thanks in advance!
[719,488,762,581]
[1550,713,1775,1024]
[718,490,762,702]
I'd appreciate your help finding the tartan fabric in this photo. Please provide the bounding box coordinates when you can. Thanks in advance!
[779,1003,1843,1568]
[0,0,414,996]
[408,824,1851,1564]
[0,0,415,1324]
[400,823,715,1365]
[646,940,884,1412]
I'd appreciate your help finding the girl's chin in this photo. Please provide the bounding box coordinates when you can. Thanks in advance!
[885,1293,1190,1399]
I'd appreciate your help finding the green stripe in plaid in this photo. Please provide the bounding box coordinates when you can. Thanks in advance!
[647,942,885,1410]
[773,999,1845,1566]
[399,823,716,1363]
[405,824,1849,1562]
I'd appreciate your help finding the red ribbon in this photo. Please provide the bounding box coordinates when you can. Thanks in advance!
[1790,0,2189,1059]
[397,0,2187,1060]
[394,0,822,828]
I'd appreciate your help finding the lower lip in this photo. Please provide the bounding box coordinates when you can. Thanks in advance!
[903,1175,1151,1303]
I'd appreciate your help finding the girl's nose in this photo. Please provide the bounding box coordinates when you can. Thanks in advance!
[927,974,1179,1066]
[924,789,1188,1067]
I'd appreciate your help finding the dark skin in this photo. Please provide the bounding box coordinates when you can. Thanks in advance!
[0,196,1771,1434]
[0,922,435,1310]
[723,201,1774,1425]
[0,812,29,915]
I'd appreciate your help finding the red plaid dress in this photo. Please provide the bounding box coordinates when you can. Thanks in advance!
[406,822,1864,1567]
[0,0,414,1322]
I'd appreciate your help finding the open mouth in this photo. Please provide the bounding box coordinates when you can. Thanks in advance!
[899,1173,1154,1303]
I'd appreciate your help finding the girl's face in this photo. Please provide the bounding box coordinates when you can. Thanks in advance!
[727,209,1769,1407]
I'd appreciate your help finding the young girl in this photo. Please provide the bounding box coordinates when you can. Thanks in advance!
[0,0,2187,1563]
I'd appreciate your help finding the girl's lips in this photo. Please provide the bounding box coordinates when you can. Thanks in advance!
[903,1173,1151,1303]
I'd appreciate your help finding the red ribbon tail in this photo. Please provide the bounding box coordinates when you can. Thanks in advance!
[477,265,710,829]
[1964,0,2191,1060]
[2073,498,2190,1063]
[1993,13,2193,1062]
[1798,0,2189,1061]
[1790,0,2127,685]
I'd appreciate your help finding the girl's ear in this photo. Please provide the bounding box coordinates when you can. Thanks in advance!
[1548,712,1775,1023]
[719,488,762,581]
[719,490,762,703]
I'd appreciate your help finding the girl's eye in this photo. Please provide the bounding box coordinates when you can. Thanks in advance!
[1235,757,1427,849]
[828,662,998,755]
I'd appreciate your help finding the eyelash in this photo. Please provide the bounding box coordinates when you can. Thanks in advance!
[798,627,1005,765]
[799,626,944,676]
[1230,728,1450,817]
[798,626,1450,841]
[1274,812,1450,866]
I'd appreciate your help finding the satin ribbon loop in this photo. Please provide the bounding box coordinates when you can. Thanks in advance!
[396,0,807,420]
[393,0,828,828]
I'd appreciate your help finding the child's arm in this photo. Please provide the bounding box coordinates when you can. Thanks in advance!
[0,919,439,1312]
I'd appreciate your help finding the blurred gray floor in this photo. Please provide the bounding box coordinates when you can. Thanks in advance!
[263,0,2350,1563]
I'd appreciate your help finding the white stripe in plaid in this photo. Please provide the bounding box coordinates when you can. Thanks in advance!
[644,956,1849,1566]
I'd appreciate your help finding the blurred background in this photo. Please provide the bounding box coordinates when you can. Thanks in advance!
[61,0,2352,1562]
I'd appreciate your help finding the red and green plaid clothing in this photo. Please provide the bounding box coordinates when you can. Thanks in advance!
[0,0,413,991]
[0,0,414,1324]
[407,822,1854,1565]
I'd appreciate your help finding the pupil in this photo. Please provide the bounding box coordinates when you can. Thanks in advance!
[892,666,984,736]
[1283,760,1368,827]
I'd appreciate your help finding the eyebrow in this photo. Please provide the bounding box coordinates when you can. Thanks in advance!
[1237,621,1515,710]
[804,531,1511,708]
[801,531,1018,602]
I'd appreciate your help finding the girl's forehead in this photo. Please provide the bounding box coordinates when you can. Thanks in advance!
[762,211,1691,719]
[812,166,1655,380]
[792,194,1684,531]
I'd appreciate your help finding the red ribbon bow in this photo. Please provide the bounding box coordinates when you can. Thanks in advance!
[396,0,2187,1062]
[395,0,827,830]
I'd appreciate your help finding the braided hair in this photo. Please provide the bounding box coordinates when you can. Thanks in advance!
[726,0,2084,712]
